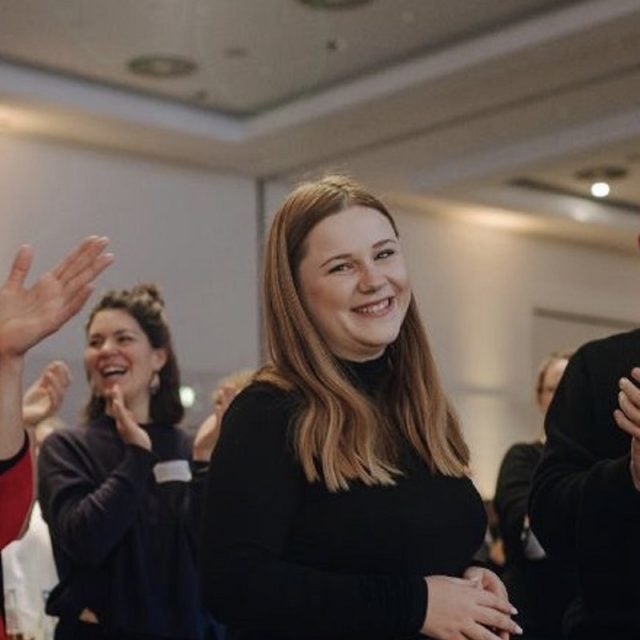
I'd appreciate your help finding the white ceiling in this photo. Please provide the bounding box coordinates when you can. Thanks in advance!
[0,0,639,252]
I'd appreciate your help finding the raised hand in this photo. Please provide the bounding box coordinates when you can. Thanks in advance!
[107,384,151,451]
[613,367,640,490]
[0,236,113,359]
[422,574,521,639]
[192,383,238,461]
[22,360,71,426]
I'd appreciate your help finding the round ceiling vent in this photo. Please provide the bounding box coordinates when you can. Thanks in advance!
[128,55,197,78]
[298,0,374,9]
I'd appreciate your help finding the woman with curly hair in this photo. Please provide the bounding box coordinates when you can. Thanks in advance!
[39,284,214,640]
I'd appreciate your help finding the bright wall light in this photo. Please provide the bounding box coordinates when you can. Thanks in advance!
[179,385,196,408]
[590,182,610,198]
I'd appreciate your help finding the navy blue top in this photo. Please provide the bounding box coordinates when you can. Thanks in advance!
[38,414,210,639]
[201,355,486,639]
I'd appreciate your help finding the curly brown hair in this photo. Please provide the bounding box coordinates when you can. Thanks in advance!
[83,284,184,425]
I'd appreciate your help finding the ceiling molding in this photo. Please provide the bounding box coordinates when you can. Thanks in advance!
[1,0,638,145]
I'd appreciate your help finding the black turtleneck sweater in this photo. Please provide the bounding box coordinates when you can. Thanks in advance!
[200,356,486,640]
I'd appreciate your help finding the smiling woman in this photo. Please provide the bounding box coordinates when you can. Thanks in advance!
[201,175,521,640]
[296,205,411,362]
[37,285,216,640]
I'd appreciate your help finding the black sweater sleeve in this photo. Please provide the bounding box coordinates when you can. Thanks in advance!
[38,429,156,567]
[494,443,540,563]
[200,384,426,639]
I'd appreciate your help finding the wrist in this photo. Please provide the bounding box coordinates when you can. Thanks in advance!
[192,445,213,462]
[22,413,38,428]
[0,353,25,375]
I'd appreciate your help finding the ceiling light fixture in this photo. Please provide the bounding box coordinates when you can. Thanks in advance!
[179,385,196,408]
[128,55,197,78]
[325,37,347,52]
[298,0,373,9]
[590,182,610,198]
[575,165,626,200]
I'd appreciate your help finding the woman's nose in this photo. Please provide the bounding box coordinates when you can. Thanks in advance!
[99,338,117,353]
[357,264,385,293]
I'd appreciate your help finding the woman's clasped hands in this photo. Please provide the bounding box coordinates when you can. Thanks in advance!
[422,567,522,640]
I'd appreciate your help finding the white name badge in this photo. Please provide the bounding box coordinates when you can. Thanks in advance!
[153,459,192,484]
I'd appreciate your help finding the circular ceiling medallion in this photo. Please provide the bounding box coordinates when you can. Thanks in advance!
[128,55,197,78]
[298,0,374,9]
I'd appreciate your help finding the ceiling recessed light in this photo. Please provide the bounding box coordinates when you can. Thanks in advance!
[325,38,347,52]
[298,0,373,9]
[128,55,197,79]
[179,385,196,408]
[590,182,610,198]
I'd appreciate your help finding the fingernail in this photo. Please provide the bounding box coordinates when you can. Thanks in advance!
[620,378,629,389]
[511,606,518,615]
[514,623,523,635]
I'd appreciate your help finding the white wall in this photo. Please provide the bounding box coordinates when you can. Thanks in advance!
[4,135,638,496]
[0,134,260,426]
[395,206,640,497]
[264,178,640,497]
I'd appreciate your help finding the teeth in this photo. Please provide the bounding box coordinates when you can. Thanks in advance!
[102,366,126,376]
[355,298,390,314]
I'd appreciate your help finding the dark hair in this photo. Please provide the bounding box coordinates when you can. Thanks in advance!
[83,284,184,425]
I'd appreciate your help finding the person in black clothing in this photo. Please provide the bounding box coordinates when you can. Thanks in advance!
[530,329,640,639]
[494,352,575,639]
[201,175,520,640]
[38,284,215,640]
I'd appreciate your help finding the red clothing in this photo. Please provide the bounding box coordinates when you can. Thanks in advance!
[0,440,33,640]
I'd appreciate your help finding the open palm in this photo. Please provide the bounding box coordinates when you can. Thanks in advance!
[0,237,113,357]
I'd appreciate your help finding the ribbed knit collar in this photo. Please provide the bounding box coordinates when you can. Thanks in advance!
[338,351,390,396]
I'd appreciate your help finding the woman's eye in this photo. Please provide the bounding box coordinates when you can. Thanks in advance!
[375,249,395,260]
[328,263,351,274]
[118,335,133,343]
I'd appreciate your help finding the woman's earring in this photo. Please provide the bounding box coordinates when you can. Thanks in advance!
[150,371,160,395]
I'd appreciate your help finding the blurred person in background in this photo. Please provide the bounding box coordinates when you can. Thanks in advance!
[192,369,254,463]
[4,361,70,640]
[495,352,576,639]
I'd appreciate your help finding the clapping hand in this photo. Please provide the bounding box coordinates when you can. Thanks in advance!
[107,384,151,451]
[193,383,238,461]
[22,360,71,426]
[614,368,640,491]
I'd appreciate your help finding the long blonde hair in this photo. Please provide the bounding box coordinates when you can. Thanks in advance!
[258,175,469,491]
